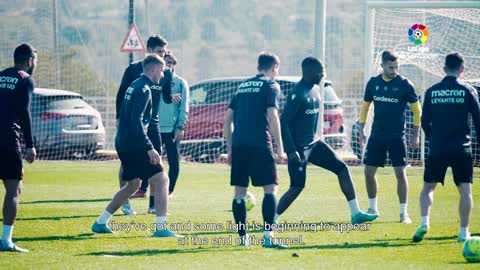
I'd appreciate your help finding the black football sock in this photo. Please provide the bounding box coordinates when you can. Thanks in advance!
[337,167,356,201]
[232,199,247,237]
[276,187,303,215]
[149,196,154,208]
[262,193,277,231]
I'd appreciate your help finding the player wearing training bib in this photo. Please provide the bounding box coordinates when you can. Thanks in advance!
[413,53,480,243]
[275,57,378,225]
[359,50,421,224]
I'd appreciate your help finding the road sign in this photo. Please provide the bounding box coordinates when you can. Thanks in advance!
[120,23,146,53]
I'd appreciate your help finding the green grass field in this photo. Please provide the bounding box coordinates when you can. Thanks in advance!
[1,161,479,269]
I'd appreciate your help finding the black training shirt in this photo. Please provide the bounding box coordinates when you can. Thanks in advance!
[281,79,322,154]
[115,60,173,126]
[115,75,155,152]
[422,76,480,155]
[0,67,34,150]
[228,74,280,148]
[364,74,418,137]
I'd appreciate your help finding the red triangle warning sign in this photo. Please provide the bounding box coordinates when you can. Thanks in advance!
[120,23,146,53]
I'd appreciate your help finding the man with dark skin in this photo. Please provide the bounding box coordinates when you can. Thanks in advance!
[275,56,378,225]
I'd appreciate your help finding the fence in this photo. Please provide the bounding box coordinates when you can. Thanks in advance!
[1,0,479,165]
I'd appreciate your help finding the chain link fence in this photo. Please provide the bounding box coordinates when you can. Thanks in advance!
[1,0,478,165]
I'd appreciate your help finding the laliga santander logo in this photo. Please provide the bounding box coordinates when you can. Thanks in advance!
[408,24,428,45]
[401,23,438,59]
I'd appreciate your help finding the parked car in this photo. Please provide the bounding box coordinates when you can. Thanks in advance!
[350,79,480,162]
[30,88,105,159]
[182,76,346,162]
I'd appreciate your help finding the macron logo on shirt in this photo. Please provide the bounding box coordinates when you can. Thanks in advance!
[235,81,263,94]
[0,76,19,90]
[431,89,466,104]
[431,89,465,97]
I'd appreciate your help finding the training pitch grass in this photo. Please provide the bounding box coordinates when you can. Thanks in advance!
[0,161,479,269]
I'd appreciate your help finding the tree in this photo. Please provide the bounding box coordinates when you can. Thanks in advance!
[170,6,192,42]
[59,48,105,96]
[35,51,56,89]
[294,18,312,38]
[61,25,90,45]
[210,0,231,18]
[201,21,218,42]
[259,14,278,41]
[196,47,215,80]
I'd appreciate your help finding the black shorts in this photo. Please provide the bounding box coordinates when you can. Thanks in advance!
[364,135,407,167]
[424,152,473,185]
[0,148,23,180]
[230,146,278,187]
[288,141,347,188]
[118,150,163,181]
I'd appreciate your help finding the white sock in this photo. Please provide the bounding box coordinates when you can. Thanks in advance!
[460,226,470,237]
[400,203,408,215]
[96,210,113,224]
[1,225,13,245]
[368,198,377,211]
[274,213,280,223]
[156,216,167,225]
[421,216,429,227]
[348,199,361,215]
[264,230,274,238]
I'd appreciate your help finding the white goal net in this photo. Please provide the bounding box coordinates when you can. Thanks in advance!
[352,3,480,166]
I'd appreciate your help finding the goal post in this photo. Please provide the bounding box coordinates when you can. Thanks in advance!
[362,0,480,166]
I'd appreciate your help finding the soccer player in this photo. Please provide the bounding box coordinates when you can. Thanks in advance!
[412,52,480,243]
[115,35,172,215]
[0,43,37,252]
[92,54,180,237]
[224,52,286,248]
[275,57,378,225]
[359,50,421,223]
[147,51,189,213]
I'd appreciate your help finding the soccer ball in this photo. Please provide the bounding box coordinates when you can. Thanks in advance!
[414,30,423,39]
[463,236,480,262]
[245,192,256,211]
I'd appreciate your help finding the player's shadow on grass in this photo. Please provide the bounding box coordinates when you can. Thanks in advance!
[8,214,98,222]
[363,221,409,225]
[291,241,415,250]
[20,198,111,204]
[373,235,458,242]
[83,246,245,256]
[449,261,480,265]
[14,233,99,243]
[187,228,264,236]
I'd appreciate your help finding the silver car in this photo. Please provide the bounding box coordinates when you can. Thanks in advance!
[31,88,105,159]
